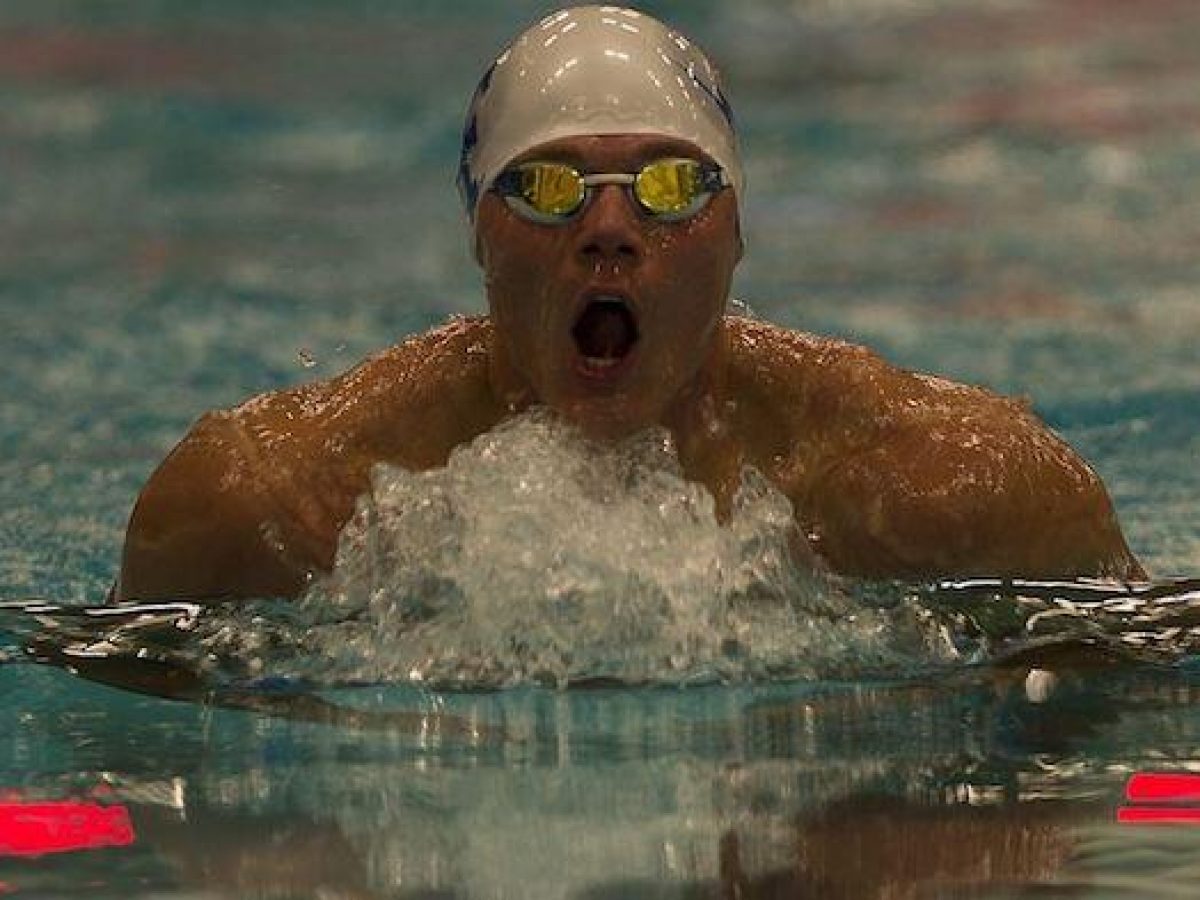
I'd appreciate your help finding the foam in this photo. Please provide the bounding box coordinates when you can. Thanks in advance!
[293,409,912,688]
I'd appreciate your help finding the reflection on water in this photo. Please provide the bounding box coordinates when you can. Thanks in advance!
[5,663,1200,897]
[6,576,1200,896]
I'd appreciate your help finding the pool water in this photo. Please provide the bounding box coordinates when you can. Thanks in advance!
[3,0,1200,896]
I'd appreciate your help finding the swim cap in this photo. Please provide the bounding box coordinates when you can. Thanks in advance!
[458,6,742,221]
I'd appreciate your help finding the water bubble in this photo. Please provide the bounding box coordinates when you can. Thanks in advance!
[289,409,904,688]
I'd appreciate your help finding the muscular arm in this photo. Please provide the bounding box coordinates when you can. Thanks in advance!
[116,317,504,602]
[806,382,1145,581]
[725,320,1143,581]
[117,412,328,602]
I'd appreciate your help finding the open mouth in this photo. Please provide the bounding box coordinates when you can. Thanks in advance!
[572,296,639,373]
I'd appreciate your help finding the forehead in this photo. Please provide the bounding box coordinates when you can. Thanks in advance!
[507,133,713,170]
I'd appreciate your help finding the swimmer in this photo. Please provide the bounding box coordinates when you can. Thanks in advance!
[116,6,1144,602]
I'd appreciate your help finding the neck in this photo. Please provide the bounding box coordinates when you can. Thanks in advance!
[484,320,538,416]
[661,321,745,518]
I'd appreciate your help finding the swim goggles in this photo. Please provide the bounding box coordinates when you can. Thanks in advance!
[491,158,731,224]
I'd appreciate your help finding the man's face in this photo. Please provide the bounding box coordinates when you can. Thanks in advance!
[476,133,742,440]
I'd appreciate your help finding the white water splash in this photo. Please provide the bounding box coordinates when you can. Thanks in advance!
[285,409,915,688]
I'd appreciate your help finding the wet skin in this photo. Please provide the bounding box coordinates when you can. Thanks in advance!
[116,134,1144,602]
[477,135,742,441]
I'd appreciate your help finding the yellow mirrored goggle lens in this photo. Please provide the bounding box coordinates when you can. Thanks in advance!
[519,164,586,216]
[633,159,702,215]
[506,158,715,220]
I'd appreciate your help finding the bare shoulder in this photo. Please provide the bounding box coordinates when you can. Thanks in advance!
[117,407,311,600]
[118,316,500,601]
[231,315,495,448]
[177,313,497,511]
[722,316,1143,580]
[724,315,1027,429]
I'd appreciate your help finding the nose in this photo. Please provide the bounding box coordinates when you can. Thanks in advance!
[574,184,645,267]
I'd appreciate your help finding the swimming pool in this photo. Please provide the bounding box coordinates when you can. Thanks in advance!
[4,0,1200,895]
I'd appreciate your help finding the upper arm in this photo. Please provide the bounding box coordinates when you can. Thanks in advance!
[115,322,495,603]
[807,402,1144,581]
[117,413,319,602]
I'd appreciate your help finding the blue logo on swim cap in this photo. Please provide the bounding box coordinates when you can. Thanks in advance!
[457,62,495,218]
[674,59,736,131]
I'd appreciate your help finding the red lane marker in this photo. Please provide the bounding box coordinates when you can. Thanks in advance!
[0,802,135,857]
[1125,772,1200,804]
[1118,805,1200,825]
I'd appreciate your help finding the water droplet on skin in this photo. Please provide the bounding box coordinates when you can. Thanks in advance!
[699,395,727,439]
[729,296,757,318]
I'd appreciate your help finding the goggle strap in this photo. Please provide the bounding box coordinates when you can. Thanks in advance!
[490,169,527,194]
[700,168,731,191]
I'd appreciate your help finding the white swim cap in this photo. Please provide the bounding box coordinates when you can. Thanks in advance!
[458,6,742,221]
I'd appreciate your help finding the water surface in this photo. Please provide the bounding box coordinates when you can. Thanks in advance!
[3,0,1200,896]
